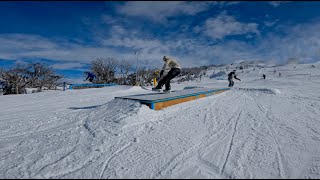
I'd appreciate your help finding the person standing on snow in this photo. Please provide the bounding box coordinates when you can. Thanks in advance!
[152,56,181,92]
[228,70,241,87]
[263,74,266,79]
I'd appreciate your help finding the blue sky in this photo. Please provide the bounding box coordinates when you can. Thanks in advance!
[1,1,320,83]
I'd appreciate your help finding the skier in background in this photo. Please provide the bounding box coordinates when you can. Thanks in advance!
[263,74,266,79]
[84,72,95,82]
[152,56,181,92]
[228,70,241,87]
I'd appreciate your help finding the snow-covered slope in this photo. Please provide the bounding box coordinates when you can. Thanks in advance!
[0,64,320,178]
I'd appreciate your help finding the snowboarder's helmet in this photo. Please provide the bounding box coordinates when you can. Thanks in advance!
[163,56,169,61]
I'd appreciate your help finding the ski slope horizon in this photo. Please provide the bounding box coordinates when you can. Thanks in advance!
[1,63,320,178]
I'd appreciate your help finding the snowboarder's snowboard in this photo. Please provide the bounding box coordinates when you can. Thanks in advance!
[141,86,173,93]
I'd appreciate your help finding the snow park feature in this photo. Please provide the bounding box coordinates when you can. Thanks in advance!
[116,87,230,110]
[68,83,117,90]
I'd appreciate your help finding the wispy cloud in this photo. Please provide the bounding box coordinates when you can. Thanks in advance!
[201,12,260,40]
[0,33,168,69]
[258,20,320,64]
[2,15,320,74]
[0,34,57,51]
[0,34,118,64]
[52,62,86,70]
[264,19,279,27]
[117,1,215,24]
[268,1,290,7]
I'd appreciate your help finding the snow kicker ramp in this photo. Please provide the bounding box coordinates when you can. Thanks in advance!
[115,87,230,110]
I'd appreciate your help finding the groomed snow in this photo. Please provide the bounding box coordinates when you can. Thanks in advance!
[1,64,320,178]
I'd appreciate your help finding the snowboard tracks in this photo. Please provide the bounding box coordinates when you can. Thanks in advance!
[100,142,132,178]
[221,110,242,175]
[252,95,287,178]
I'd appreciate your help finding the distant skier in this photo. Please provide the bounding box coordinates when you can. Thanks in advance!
[152,56,181,92]
[228,70,241,87]
[84,72,95,82]
[263,74,266,79]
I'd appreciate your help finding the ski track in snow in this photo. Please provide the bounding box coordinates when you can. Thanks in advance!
[1,65,320,178]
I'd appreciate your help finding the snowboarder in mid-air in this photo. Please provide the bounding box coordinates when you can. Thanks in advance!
[228,70,241,87]
[152,56,181,93]
[84,72,95,82]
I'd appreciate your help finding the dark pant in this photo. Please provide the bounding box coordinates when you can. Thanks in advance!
[156,68,181,90]
[228,78,234,87]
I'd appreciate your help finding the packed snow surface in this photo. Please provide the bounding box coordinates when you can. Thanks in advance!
[1,64,320,178]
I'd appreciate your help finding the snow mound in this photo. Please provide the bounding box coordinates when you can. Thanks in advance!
[82,98,142,137]
[237,88,281,95]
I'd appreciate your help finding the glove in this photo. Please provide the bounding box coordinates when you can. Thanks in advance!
[160,70,164,77]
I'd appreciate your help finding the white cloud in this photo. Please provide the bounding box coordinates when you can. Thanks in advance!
[101,15,119,25]
[264,19,279,27]
[0,33,170,69]
[268,1,290,7]
[0,34,57,51]
[212,1,242,8]
[2,18,320,73]
[0,34,118,63]
[203,12,260,40]
[258,21,320,64]
[0,31,275,70]
[108,25,127,37]
[117,1,215,23]
[52,63,86,70]
[192,25,202,34]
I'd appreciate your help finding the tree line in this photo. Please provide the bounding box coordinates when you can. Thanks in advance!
[88,57,214,86]
[88,57,157,86]
[0,57,215,95]
[0,62,62,95]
